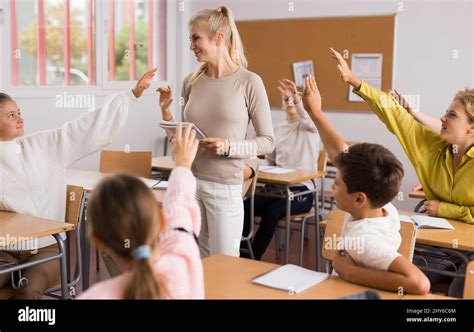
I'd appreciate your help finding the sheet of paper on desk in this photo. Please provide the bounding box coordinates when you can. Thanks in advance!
[154,181,168,189]
[252,264,329,293]
[259,166,295,174]
[399,215,454,230]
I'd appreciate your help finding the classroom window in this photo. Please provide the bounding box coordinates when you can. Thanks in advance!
[8,0,166,87]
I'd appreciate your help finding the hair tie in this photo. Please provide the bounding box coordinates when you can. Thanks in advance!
[131,245,151,260]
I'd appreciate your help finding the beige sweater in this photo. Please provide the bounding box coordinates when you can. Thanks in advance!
[182,68,275,185]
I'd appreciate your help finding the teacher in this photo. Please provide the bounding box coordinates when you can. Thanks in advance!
[158,5,275,257]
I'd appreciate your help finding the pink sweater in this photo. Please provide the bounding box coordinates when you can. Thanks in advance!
[78,167,204,299]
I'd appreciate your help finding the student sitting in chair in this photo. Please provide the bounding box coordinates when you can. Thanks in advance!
[302,74,430,295]
[242,79,322,260]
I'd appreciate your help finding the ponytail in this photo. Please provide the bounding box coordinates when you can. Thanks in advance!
[188,5,247,85]
[123,251,161,299]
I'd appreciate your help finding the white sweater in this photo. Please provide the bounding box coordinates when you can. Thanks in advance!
[0,91,137,250]
[264,101,322,189]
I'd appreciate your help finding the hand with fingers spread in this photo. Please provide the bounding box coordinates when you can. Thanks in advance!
[390,89,415,114]
[200,137,230,156]
[277,78,301,106]
[302,75,322,113]
[172,124,199,169]
[329,47,362,89]
[132,68,157,98]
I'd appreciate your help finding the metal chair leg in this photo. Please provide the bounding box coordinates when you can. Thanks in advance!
[96,248,100,271]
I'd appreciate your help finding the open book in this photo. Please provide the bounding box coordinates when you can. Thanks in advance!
[159,121,207,139]
[399,215,454,230]
[252,264,329,294]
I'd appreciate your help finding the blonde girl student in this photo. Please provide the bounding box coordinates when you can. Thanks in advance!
[157,6,274,258]
[79,124,203,299]
[330,47,474,224]
[0,69,156,299]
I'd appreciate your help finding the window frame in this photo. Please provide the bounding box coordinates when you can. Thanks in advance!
[0,0,174,98]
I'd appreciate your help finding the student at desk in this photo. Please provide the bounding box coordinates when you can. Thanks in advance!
[329,48,474,224]
[0,70,156,299]
[302,74,430,295]
[241,79,322,260]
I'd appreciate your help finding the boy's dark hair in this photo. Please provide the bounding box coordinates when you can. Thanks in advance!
[334,143,404,208]
[0,93,13,107]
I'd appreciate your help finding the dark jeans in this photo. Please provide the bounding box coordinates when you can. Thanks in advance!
[242,185,314,260]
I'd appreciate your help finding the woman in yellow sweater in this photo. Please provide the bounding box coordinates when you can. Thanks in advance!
[329,48,474,225]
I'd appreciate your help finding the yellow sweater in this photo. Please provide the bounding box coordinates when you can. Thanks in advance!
[353,81,474,224]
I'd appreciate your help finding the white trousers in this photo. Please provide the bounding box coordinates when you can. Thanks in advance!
[196,178,244,258]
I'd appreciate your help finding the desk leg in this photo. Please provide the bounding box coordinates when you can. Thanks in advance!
[312,179,321,272]
[52,233,68,299]
[79,192,90,291]
[285,187,291,264]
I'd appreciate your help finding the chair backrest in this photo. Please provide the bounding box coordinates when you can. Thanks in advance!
[322,211,416,262]
[464,261,474,299]
[398,221,416,262]
[317,149,328,172]
[99,150,152,178]
[65,185,84,227]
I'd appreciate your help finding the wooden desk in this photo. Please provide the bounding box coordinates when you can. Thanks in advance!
[66,169,165,205]
[399,210,474,252]
[409,190,426,200]
[0,211,74,299]
[203,255,452,300]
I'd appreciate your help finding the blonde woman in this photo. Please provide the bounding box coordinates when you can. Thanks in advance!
[158,6,274,257]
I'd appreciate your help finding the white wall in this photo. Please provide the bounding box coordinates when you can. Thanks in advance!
[7,0,473,211]
[180,0,474,210]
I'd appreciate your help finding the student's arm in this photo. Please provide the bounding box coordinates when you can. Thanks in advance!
[26,69,156,167]
[301,75,347,162]
[329,48,439,165]
[437,202,474,224]
[333,252,430,295]
[160,125,204,299]
[390,89,442,133]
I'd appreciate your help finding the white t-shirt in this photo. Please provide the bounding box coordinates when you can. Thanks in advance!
[342,203,402,271]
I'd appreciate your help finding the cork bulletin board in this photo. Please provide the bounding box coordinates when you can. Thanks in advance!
[236,15,395,112]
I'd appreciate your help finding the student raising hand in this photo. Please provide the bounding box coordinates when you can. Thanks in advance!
[132,68,157,98]
[172,124,199,169]
[277,79,301,105]
[302,75,322,112]
[329,47,362,90]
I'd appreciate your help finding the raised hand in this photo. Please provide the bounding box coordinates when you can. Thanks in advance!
[132,68,157,98]
[390,89,415,114]
[172,124,199,169]
[302,75,322,112]
[329,48,361,89]
[277,79,301,105]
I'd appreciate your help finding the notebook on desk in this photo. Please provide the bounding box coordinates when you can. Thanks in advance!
[252,264,329,293]
[399,215,454,230]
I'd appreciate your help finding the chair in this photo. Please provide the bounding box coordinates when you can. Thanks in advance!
[240,166,259,260]
[95,150,153,270]
[99,150,152,178]
[322,210,416,273]
[44,185,85,299]
[463,261,474,299]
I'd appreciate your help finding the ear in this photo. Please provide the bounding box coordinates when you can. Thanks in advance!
[354,192,369,208]
[214,32,225,46]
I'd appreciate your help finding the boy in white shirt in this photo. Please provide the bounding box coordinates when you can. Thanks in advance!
[302,74,430,295]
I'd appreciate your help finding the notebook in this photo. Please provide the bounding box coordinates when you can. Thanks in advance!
[259,166,295,174]
[159,121,207,139]
[399,215,454,230]
[252,264,329,293]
